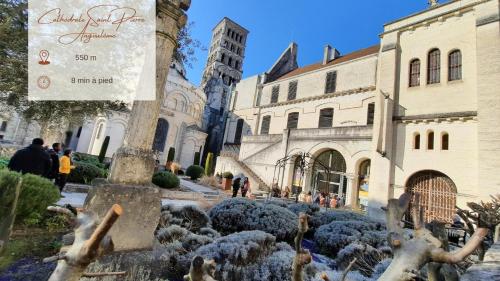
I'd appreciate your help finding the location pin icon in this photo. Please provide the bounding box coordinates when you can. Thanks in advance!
[39,50,50,65]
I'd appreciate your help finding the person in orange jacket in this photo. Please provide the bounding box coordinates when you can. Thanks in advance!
[56,149,75,192]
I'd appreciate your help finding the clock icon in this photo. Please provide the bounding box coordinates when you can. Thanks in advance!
[37,76,51,89]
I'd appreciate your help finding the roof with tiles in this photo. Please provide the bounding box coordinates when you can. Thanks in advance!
[272,44,380,83]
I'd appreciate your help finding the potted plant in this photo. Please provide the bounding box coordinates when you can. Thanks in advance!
[221,171,234,190]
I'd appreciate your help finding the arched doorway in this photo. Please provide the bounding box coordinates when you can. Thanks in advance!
[357,159,371,210]
[152,118,169,152]
[406,170,457,223]
[311,149,347,197]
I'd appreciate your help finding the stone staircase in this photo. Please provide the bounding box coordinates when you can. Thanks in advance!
[232,155,270,192]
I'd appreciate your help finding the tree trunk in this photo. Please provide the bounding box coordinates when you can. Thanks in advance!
[379,193,489,281]
[107,0,190,185]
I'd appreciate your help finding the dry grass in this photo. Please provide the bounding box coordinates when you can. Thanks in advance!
[199,176,219,188]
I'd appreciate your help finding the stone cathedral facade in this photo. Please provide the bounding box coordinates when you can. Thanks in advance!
[216,0,500,221]
[201,18,249,162]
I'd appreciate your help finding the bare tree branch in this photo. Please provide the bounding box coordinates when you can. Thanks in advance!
[340,257,357,281]
[431,228,488,263]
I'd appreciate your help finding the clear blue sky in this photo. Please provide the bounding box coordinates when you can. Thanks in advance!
[185,0,432,86]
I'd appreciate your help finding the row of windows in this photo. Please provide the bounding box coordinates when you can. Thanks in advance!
[227,28,244,43]
[222,40,243,55]
[220,53,241,70]
[166,99,202,119]
[259,103,375,134]
[409,49,462,87]
[413,131,449,150]
[269,71,338,104]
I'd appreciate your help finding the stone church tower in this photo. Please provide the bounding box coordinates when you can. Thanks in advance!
[201,17,248,161]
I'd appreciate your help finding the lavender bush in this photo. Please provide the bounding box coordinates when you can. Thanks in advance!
[209,198,298,241]
[159,204,211,232]
[314,221,385,257]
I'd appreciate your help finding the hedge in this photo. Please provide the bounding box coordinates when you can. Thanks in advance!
[186,165,204,180]
[152,171,180,189]
[0,170,60,225]
[67,161,107,184]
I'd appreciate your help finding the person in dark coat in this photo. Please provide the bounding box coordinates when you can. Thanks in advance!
[232,177,241,198]
[47,143,61,181]
[8,138,52,177]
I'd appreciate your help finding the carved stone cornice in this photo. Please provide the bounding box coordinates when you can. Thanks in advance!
[394,111,478,123]
[156,0,189,45]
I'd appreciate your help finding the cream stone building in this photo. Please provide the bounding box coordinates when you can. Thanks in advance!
[216,0,500,222]
[1,62,207,169]
[73,62,207,169]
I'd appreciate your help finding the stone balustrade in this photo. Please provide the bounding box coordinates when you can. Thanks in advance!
[288,125,373,141]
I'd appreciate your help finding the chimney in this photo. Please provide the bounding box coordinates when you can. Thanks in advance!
[323,45,340,65]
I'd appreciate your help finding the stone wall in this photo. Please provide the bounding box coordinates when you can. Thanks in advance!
[0,145,20,158]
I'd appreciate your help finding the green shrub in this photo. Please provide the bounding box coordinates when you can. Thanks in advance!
[0,157,9,170]
[193,152,200,166]
[0,170,60,225]
[98,136,110,163]
[222,171,234,179]
[205,153,214,176]
[186,165,205,180]
[152,171,180,189]
[67,161,107,184]
[73,152,106,169]
[167,147,175,162]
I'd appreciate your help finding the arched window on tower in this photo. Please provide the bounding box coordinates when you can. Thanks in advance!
[220,53,225,63]
[235,61,239,70]
[414,133,421,150]
[448,50,462,81]
[427,131,434,150]
[228,57,233,67]
[441,133,449,150]
[427,49,441,84]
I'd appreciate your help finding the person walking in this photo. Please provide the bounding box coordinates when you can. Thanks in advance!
[241,177,250,197]
[47,143,62,181]
[56,149,75,193]
[8,138,51,177]
[330,195,338,209]
[232,177,241,198]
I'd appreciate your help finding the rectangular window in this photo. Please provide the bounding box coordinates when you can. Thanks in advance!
[234,119,244,144]
[318,108,334,128]
[427,49,441,84]
[0,121,7,132]
[448,51,462,81]
[287,112,299,129]
[409,59,420,87]
[271,85,280,104]
[287,81,298,101]
[324,71,337,94]
[260,116,271,135]
[367,103,375,125]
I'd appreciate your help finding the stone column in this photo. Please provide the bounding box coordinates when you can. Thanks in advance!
[84,0,190,252]
[108,0,189,185]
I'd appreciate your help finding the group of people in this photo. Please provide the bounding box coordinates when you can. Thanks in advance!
[7,138,75,192]
[296,190,345,209]
[231,176,250,198]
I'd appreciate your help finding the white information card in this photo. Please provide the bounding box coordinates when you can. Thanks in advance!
[28,1,156,101]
